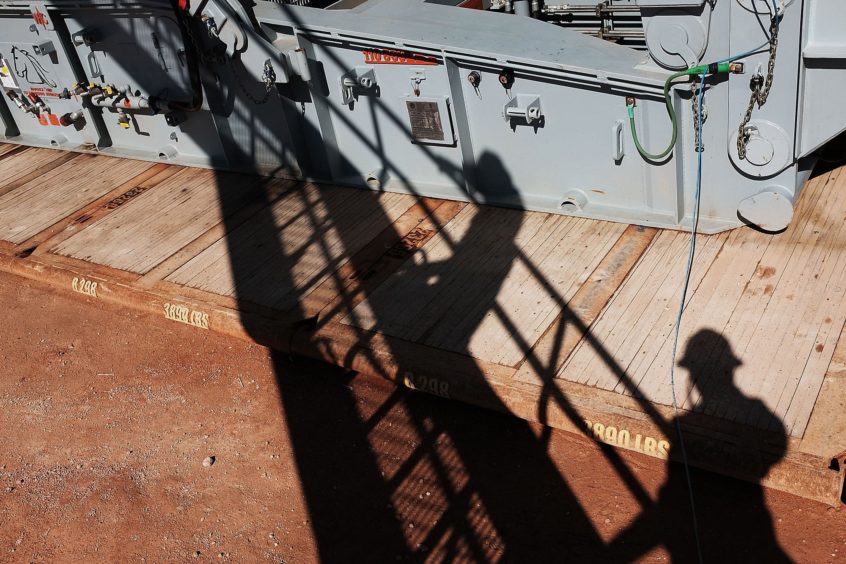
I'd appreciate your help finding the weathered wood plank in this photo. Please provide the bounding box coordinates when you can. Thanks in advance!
[166,184,417,312]
[0,154,151,244]
[799,323,846,460]
[0,148,80,199]
[310,198,467,322]
[558,166,846,439]
[514,225,658,384]
[346,206,628,367]
[53,169,262,274]
[0,143,26,159]
[138,178,299,289]
[18,164,175,255]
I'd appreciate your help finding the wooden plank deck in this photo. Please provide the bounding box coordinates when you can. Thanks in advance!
[167,185,418,311]
[558,168,846,438]
[0,143,843,505]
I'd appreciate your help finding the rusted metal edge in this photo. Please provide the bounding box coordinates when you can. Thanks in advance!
[289,319,846,506]
[0,250,300,355]
[0,246,842,506]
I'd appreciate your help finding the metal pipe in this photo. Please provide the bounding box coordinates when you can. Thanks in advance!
[591,30,645,38]
[90,95,151,110]
[543,4,641,15]
[513,0,530,16]
[531,0,541,17]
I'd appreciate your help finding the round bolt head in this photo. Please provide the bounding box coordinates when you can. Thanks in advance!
[745,134,775,166]
[738,190,793,232]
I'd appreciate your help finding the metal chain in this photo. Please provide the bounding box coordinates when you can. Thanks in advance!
[229,58,276,105]
[691,80,705,152]
[192,12,277,105]
[737,15,779,160]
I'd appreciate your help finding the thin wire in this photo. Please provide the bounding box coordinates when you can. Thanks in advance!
[669,72,706,564]
[716,0,780,64]
[715,43,767,64]
[668,5,783,558]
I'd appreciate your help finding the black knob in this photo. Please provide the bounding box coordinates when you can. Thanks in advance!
[467,71,481,88]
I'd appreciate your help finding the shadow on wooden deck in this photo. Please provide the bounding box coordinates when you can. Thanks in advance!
[3,3,845,559]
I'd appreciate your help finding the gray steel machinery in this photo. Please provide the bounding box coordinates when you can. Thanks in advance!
[0,0,844,232]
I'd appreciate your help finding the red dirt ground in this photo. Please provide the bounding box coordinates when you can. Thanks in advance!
[0,271,843,562]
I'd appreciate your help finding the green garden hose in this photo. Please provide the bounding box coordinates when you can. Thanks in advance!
[627,63,741,162]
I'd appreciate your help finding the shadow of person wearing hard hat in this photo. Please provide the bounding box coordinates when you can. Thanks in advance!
[607,329,790,562]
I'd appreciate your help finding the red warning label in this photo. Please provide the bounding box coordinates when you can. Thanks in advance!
[27,87,60,99]
[32,7,49,29]
[362,49,438,66]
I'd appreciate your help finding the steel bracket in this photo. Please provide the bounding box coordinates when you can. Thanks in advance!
[503,94,543,125]
[340,66,377,105]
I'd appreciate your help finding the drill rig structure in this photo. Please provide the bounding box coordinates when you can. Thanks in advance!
[0,0,844,232]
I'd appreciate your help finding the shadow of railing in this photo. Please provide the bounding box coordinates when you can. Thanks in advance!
[15,1,795,559]
[211,4,791,559]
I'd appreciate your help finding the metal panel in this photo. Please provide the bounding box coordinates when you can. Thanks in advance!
[0,0,842,233]
[798,0,846,156]
[0,10,101,148]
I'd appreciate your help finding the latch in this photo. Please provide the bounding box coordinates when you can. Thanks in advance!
[340,66,377,105]
[32,40,55,56]
[199,6,246,58]
[410,71,426,96]
[71,27,100,47]
[503,94,543,125]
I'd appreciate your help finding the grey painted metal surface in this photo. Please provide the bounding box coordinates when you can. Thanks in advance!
[0,0,843,232]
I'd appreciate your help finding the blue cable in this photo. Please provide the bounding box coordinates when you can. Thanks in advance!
[669,73,706,564]
[715,1,780,64]
[715,44,767,64]
[669,8,781,559]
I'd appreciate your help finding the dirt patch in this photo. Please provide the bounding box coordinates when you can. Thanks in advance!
[0,271,843,562]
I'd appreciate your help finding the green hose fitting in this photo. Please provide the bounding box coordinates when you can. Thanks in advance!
[627,60,745,162]
[686,62,744,76]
